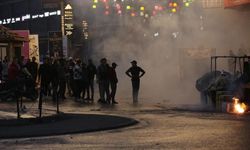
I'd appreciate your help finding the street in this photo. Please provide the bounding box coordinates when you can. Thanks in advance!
[0,99,250,150]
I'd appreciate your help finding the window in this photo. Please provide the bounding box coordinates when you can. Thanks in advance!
[201,0,224,8]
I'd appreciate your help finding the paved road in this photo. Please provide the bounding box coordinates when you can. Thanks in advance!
[0,99,250,150]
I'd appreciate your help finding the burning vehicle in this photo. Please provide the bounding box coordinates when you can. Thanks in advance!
[196,56,250,114]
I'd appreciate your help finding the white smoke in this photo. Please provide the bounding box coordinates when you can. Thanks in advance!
[69,0,250,104]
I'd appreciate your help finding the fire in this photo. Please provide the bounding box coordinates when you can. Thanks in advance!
[232,97,247,114]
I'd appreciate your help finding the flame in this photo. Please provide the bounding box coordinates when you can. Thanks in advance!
[232,97,247,114]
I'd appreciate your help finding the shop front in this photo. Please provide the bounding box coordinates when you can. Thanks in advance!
[0,25,27,60]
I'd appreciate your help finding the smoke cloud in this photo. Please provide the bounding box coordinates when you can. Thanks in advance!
[69,0,250,105]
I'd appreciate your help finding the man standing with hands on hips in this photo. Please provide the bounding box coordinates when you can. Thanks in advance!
[126,60,145,104]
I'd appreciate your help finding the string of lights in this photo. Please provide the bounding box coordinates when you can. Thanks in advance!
[90,0,194,17]
[0,0,194,25]
[0,10,61,25]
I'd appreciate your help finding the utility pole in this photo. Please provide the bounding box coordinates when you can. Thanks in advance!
[60,0,65,36]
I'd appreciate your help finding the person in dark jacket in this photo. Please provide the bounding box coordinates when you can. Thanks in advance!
[109,62,118,104]
[0,60,2,80]
[58,58,67,100]
[81,62,89,101]
[126,60,145,104]
[51,59,60,101]
[38,57,51,97]
[86,59,96,100]
[73,59,82,101]
[2,56,9,81]
[26,57,38,82]
[8,57,20,81]
[66,57,75,97]
[97,58,110,103]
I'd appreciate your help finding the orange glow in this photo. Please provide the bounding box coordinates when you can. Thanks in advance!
[231,97,247,114]
[131,12,136,17]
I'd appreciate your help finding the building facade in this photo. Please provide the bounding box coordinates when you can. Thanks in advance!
[0,0,61,59]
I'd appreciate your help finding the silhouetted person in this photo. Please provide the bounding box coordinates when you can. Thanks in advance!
[38,57,51,96]
[8,57,20,82]
[86,59,97,100]
[73,59,82,100]
[7,57,21,91]
[66,57,75,97]
[2,56,9,81]
[18,56,32,77]
[81,62,89,100]
[109,62,118,104]
[0,60,2,80]
[58,59,67,100]
[26,57,38,82]
[26,58,31,68]
[126,60,145,103]
[18,56,25,69]
[97,58,110,103]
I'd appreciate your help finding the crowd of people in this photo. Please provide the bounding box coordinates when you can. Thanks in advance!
[0,56,146,104]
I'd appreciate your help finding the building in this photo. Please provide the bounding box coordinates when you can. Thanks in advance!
[0,25,27,60]
[0,0,61,59]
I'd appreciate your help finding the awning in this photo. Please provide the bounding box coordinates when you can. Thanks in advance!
[224,0,250,8]
[0,25,28,43]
